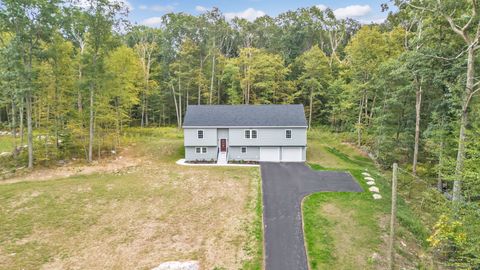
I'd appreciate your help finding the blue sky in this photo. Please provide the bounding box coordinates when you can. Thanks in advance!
[123,0,391,27]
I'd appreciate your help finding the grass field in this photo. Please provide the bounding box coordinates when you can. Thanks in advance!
[303,129,431,269]
[0,128,263,270]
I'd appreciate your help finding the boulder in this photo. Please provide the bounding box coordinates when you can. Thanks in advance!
[152,261,199,270]
[369,186,380,193]
[366,181,375,186]
[364,176,375,181]
[373,194,382,200]
[361,172,371,177]
[0,152,12,158]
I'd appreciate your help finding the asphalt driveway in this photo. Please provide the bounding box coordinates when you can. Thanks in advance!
[260,162,363,270]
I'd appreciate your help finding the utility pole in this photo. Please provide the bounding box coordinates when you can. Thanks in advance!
[388,163,398,270]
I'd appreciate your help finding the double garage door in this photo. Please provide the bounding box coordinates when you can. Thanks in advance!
[260,147,303,162]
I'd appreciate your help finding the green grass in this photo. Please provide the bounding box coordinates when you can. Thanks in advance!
[0,136,16,152]
[241,169,264,270]
[303,128,430,269]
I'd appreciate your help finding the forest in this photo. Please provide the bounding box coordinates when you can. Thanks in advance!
[0,0,479,267]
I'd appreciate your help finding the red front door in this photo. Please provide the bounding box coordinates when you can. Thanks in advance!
[220,139,227,152]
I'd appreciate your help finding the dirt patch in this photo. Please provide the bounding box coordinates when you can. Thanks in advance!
[1,147,142,185]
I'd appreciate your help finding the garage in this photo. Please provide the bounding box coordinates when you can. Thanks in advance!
[281,147,303,162]
[260,147,280,162]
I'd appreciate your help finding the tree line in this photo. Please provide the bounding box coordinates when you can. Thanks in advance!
[0,0,479,266]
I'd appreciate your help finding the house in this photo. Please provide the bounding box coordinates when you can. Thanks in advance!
[182,104,308,163]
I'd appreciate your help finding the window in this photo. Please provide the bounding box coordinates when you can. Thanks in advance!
[245,129,257,139]
[241,147,247,153]
[286,129,292,139]
[196,147,207,154]
[197,130,204,139]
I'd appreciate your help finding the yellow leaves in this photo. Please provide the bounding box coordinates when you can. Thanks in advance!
[428,214,467,248]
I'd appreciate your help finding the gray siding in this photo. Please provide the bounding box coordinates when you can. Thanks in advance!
[184,128,217,146]
[185,146,217,161]
[229,128,306,146]
[229,146,260,161]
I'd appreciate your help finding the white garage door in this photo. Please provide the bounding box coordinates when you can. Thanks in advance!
[260,147,280,162]
[281,147,303,162]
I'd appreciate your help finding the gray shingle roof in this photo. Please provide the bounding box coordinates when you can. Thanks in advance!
[183,104,307,127]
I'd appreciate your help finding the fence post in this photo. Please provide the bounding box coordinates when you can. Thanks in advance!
[388,163,398,270]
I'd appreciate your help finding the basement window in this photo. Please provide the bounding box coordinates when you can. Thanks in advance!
[241,147,247,153]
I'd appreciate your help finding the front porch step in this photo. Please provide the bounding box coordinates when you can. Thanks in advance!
[217,152,228,164]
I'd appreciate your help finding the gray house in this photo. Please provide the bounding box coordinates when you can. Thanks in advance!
[182,104,307,163]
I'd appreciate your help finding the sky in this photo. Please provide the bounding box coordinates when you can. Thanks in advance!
[123,0,392,27]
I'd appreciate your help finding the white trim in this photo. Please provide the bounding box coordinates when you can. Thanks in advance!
[176,159,259,167]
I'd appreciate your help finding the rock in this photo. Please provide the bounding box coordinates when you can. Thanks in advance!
[371,252,381,262]
[369,186,380,193]
[366,181,375,186]
[364,176,375,181]
[0,152,12,158]
[362,172,371,177]
[373,194,382,200]
[111,150,116,155]
[152,261,199,270]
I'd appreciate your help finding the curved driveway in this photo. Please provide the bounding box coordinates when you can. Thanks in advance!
[260,162,362,270]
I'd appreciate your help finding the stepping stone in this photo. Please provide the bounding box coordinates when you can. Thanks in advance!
[362,172,371,177]
[369,186,379,193]
[373,194,382,200]
[366,181,375,186]
[152,261,199,270]
[364,177,375,181]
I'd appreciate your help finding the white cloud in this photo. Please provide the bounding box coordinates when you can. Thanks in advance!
[151,5,175,12]
[195,5,208,12]
[333,5,372,19]
[359,17,387,24]
[142,16,163,26]
[137,4,175,12]
[224,8,266,21]
[315,4,328,11]
[71,0,132,11]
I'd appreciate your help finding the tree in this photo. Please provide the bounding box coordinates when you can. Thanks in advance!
[296,45,332,128]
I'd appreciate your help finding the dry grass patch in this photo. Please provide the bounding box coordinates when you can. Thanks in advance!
[0,129,261,270]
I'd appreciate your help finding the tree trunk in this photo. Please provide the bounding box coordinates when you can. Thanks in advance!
[357,92,365,146]
[412,83,422,175]
[308,89,313,130]
[88,83,94,163]
[26,94,33,168]
[452,46,475,201]
[437,139,444,192]
[210,53,216,104]
[11,99,17,157]
[20,99,24,147]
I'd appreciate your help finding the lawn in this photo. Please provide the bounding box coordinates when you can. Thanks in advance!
[0,136,16,153]
[0,128,263,270]
[303,129,431,269]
